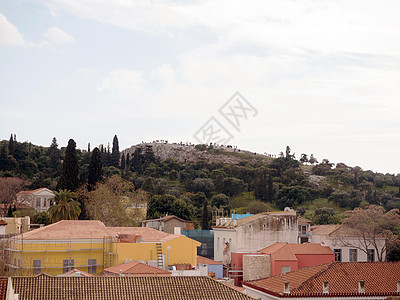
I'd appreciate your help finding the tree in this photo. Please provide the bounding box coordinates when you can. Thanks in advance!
[125,153,130,172]
[111,135,120,168]
[87,147,103,190]
[201,198,209,229]
[300,153,308,163]
[211,194,229,208]
[48,190,81,223]
[254,169,268,202]
[312,207,339,225]
[247,200,269,214]
[0,177,29,215]
[47,137,62,178]
[32,211,51,225]
[340,205,400,262]
[120,153,125,170]
[58,139,79,192]
[147,194,194,221]
[8,134,15,156]
[309,154,318,165]
[81,176,148,226]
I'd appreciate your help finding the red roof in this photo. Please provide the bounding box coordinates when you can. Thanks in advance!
[0,220,7,226]
[104,261,171,276]
[197,256,223,265]
[61,269,93,277]
[259,243,333,260]
[243,262,400,297]
[17,188,47,195]
[0,279,7,300]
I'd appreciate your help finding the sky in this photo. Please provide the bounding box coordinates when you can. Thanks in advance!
[0,0,399,174]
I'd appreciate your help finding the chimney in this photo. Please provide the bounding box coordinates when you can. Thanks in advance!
[358,281,365,293]
[323,281,329,294]
[284,282,290,294]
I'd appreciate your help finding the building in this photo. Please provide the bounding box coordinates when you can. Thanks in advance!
[16,188,55,212]
[5,220,201,276]
[213,212,299,264]
[197,255,224,279]
[297,217,312,243]
[0,217,30,235]
[258,242,334,276]
[243,262,400,300]
[9,274,258,300]
[310,224,386,262]
[142,215,195,234]
[103,261,171,276]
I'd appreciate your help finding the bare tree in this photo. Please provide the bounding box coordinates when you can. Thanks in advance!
[340,205,400,261]
[0,177,29,216]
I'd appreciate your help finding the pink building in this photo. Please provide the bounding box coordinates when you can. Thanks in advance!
[259,242,334,276]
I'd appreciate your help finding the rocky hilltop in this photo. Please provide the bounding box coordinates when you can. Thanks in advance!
[122,142,275,165]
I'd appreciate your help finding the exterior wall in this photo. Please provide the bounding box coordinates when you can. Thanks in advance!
[209,264,223,279]
[112,236,200,268]
[8,238,107,276]
[3,217,30,234]
[271,259,298,276]
[213,229,237,263]
[164,219,185,234]
[243,255,271,282]
[296,254,334,269]
[311,235,386,262]
[214,215,298,264]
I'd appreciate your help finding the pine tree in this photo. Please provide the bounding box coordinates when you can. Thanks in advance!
[88,147,103,190]
[58,139,79,192]
[120,153,125,170]
[111,135,120,167]
[201,198,209,230]
[48,137,62,178]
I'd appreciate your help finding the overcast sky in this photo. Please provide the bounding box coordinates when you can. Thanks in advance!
[1,0,399,174]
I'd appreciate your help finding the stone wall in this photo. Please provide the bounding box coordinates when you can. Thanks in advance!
[243,254,271,282]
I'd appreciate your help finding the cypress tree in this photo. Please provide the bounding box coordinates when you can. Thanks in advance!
[201,199,209,230]
[7,204,13,217]
[88,147,103,190]
[111,135,120,167]
[120,153,125,170]
[58,139,79,191]
[8,134,15,156]
[88,142,91,152]
[126,153,130,171]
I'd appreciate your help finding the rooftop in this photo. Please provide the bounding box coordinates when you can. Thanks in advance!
[0,279,7,300]
[108,226,180,243]
[104,261,171,275]
[244,262,400,297]
[197,256,223,265]
[259,243,333,260]
[17,188,52,195]
[10,274,257,300]
[60,268,93,277]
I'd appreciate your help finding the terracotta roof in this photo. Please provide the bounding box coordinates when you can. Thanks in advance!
[310,224,341,235]
[0,279,7,300]
[0,220,7,226]
[104,261,171,275]
[15,220,111,240]
[60,269,93,277]
[197,256,223,265]
[17,188,48,195]
[244,262,400,297]
[298,216,312,225]
[108,227,180,242]
[259,243,333,260]
[10,274,257,300]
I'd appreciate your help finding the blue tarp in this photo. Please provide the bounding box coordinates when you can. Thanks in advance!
[231,213,253,220]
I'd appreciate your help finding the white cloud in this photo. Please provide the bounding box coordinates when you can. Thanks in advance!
[43,26,75,44]
[0,13,26,46]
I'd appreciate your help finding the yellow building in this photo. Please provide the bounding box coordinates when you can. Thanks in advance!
[5,220,200,276]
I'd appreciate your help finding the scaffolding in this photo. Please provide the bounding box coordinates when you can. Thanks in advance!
[1,234,116,276]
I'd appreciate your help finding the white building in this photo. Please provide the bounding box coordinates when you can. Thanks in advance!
[213,212,299,264]
[310,224,386,262]
[16,188,55,212]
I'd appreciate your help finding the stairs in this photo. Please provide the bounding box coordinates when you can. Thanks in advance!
[156,243,163,269]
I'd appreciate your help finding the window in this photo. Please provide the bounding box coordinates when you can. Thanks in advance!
[349,249,357,262]
[334,249,342,262]
[63,259,74,273]
[44,199,47,207]
[284,282,290,294]
[33,260,41,275]
[299,225,307,235]
[300,237,309,244]
[281,266,290,274]
[36,198,41,207]
[358,281,365,293]
[88,259,97,274]
[217,237,220,251]
[367,249,375,262]
[323,281,329,294]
